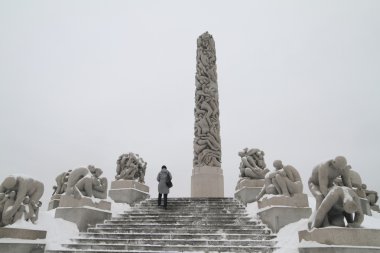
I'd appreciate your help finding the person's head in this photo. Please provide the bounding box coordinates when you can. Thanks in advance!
[332,156,347,170]
[23,196,30,204]
[94,168,103,177]
[343,199,358,213]
[2,176,17,189]
[273,160,283,170]
[161,165,167,170]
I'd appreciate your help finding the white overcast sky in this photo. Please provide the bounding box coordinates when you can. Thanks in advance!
[1,0,379,209]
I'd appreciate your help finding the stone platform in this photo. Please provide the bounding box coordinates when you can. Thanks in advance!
[191,166,224,197]
[108,180,150,205]
[298,227,380,253]
[234,178,264,205]
[48,194,62,210]
[257,194,312,233]
[55,195,112,232]
[0,227,47,253]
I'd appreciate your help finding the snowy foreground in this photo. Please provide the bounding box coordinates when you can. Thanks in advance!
[1,197,380,252]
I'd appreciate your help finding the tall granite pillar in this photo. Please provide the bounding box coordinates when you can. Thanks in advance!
[191,32,224,197]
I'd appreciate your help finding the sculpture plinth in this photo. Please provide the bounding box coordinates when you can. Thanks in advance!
[298,228,380,253]
[234,178,265,205]
[54,195,111,232]
[191,166,224,197]
[0,227,47,253]
[108,179,150,205]
[191,32,224,197]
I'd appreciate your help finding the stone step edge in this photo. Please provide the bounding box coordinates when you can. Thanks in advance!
[79,232,274,236]
[61,243,275,249]
[71,238,276,243]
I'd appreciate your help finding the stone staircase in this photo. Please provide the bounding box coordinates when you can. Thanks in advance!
[47,198,277,252]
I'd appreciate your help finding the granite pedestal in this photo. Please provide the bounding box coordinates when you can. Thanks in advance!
[109,180,150,205]
[54,195,111,232]
[0,227,46,253]
[257,194,312,233]
[298,228,380,253]
[191,166,224,197]
[234,178,264,205]
[48,194,62,210]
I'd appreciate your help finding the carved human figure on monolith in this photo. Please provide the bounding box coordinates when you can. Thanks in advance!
[115,153,146,183]
[308,186,364,229]
[238,148,269,179]
[0,175,44,226]
[308,156,352,209]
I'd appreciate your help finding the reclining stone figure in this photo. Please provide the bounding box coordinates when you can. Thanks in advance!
[308,186,363,229]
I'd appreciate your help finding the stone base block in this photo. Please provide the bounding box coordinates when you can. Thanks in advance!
[0,227,47,253]
[234,187,262,205]
[298,246,380,253]
[257,206,312,233]
[360,197,372,216]
[55,207,111,232]
[48,194,62,210]
[0,242,46,253]
[191,166,224,197]
[0,227,46,240]
[235,178,265,191]
[59,195,111,211]
[111,179,149,192]
[371,204,380,212]
[258,193,310,209]
[109,188,150,205]
[299,228,380,247]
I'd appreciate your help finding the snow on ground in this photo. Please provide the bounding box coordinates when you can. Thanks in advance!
[246,195,380,253]
[0,199,131,250]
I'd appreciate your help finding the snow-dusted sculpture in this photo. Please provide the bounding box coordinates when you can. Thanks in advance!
[0,175,44,226]
[115,153,147,183]
[256,160,303,201]
[65,165,108,199]
[193,32,221,168]
[52,169,72,195]
[238,148,269,179]
[308,186,364,229]
[308,156,352,209]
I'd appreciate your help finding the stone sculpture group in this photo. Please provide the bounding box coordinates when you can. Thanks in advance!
[115,152,147,183]
[0,175,44,226]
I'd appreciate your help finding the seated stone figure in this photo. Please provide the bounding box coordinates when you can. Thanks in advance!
[52,169,72,195]
[364,187,379,208]
[255,160,303,201]
[309,186,364,229]
[115,152,147,183]
[335,165,366,198]
[308,156,352,209]
[238,148,269,179]
[66,166,108,199]
[0,175,44,226]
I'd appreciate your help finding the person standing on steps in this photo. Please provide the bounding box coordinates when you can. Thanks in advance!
[157,165,172,209]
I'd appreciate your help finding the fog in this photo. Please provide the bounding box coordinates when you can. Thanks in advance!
[1,0,379,209]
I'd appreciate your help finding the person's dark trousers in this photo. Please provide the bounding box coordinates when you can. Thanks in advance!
[158,193,168,208]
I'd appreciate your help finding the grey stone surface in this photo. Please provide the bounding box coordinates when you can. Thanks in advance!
[238,148,269,179]
[55,207,111,232]
[298,246,380,253]
[110,179,149,192]
[235,178,265,190]
[109,188,150,205]
[298,227,380,247]
[115,153,147,183]
[234,186,262,205]
[193,32,222,168]
[360,197,372,216]
[308,186,363,229]
[48,194,62,210]
[191,166,224,197]
[0,227,46,239]
[0,175,44,226]
[0,242,46,253]
[258,193,309,209]
[257,206,312,233]
[58,195,111,211]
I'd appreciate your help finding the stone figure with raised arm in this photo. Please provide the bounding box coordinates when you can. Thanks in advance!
[52,169,72,195]
[309,186,364,229]
[0,175,44,226]
[238,148,269,179]
[308,156,352,209]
